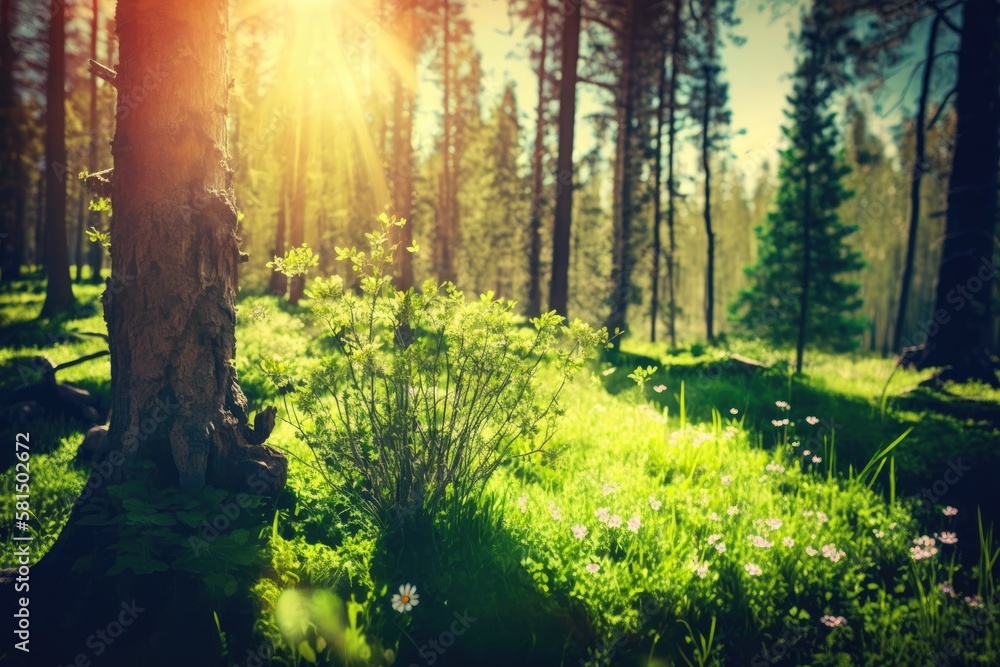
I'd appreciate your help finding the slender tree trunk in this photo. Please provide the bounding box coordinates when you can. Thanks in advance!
[17,2,286,663]
[547,1,580,317]
[796,110,814,375]
[74,180,85,280]
[390,2,415,290]
[526,0,549,317]
[605,0,637,341]
[287,94,310,305]
[650,40,666,342]
[86,0,104,282]
[436,0,457,283]
[268,154,289,296]
[665,0,681,348]
[34,165,44,266]
[914,0,999,384]
[40,0,74,317]
[88,5,109,282]
[701,62,715,342]
[894,12,940,353]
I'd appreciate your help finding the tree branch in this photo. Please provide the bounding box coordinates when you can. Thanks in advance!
[578,76,618,94]
[926,86,957,130]
[84,168,113,198]
[89,59,117,88]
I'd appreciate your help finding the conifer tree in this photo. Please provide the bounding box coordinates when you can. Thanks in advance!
[731,7,864,372]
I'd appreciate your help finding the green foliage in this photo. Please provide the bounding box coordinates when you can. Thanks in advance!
[75,462,268,599]
[268,243,320,279]
[271,214,608,529]
[85,225,111,249]
[730,6,865,352]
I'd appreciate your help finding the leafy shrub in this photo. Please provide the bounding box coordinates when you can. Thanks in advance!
[270,214,607,529]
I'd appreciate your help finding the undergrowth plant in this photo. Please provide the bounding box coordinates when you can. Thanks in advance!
[269,214,607,529]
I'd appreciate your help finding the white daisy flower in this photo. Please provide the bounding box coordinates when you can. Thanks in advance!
[391,583,420,613]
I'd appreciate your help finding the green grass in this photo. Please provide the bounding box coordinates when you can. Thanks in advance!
[2,281,998,666]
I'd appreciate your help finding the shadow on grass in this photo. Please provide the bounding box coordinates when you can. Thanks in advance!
[599,346,1000,554]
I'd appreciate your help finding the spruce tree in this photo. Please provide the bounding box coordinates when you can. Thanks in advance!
[731,7,864,372]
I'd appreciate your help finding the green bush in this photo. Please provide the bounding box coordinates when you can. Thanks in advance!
[269,214,607,529]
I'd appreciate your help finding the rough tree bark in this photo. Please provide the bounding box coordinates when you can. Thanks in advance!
[910,0,998,385]
[548,0,581,318]
[9,2,287,663]
[40,0,74,316]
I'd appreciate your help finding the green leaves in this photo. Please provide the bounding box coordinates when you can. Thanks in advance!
[267,243,319,278]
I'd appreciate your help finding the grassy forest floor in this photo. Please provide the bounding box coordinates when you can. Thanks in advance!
[2,274,999,666]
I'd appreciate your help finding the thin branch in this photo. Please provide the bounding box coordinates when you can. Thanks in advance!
[578,76,618,94]
[926,86,957,130]
[89,59,117,88]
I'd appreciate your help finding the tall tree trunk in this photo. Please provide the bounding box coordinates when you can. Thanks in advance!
[34,165,44,266]
[287,94,310,305]
[436,0,455,283]
[894,12,940,353]
[74,179,85,280]
[40,0,73,317]
[267,156,289,296]
[650,40,666,342]
[18,2,286,663]
[914,0,999,384]
[547,1,581,317]
[526,0,549,317]
[390,2,415,290]
[665,0,681,348]
[0,0,22,282]
[795,106,814,375]
[86,0,104,283]
[701,61,715,343]
[605,0,637,342]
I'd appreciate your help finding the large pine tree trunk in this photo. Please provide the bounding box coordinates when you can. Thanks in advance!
[547,1,580,317]
[39,0,74,316]
[913,0,999,384]
[9,2,287,662]
[526,0,549,318]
